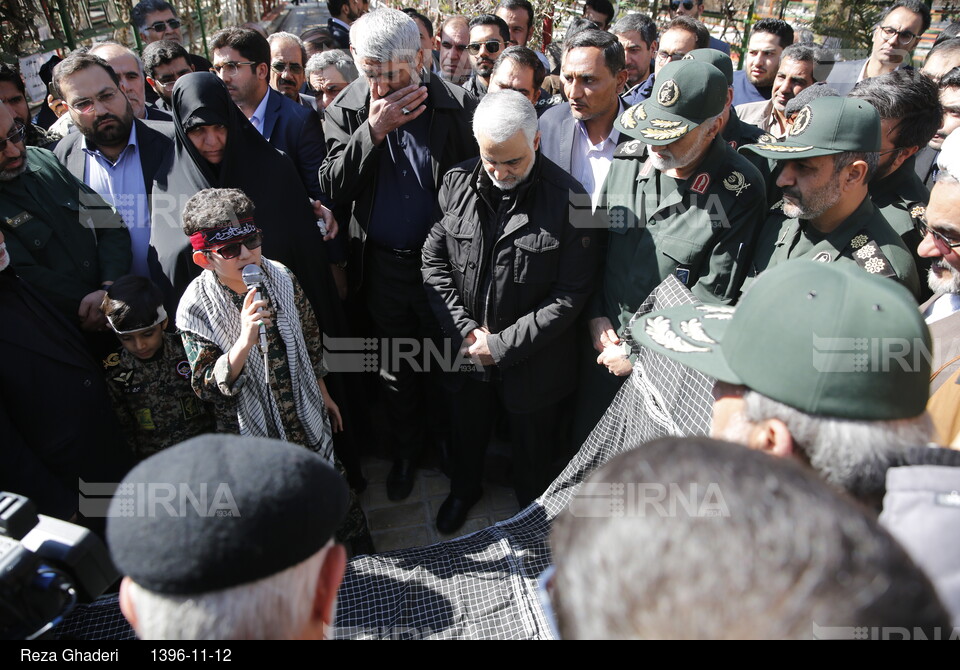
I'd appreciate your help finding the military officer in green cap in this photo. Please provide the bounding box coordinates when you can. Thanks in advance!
[740,95,920,299]
[631,260,933,509]
[571,58,765,448]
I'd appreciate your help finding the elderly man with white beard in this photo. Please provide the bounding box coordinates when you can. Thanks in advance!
[422,90,601,533]
[918,131,960,394]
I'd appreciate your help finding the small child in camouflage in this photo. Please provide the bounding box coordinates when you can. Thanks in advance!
[102,275,216,461]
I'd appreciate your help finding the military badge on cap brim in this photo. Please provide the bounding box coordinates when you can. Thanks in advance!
[790,106,812,136]
[641,123,688,141]
[657,79,680,107]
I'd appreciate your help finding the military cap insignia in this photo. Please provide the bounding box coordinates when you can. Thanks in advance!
[790,106,812,135]
[650,119,683,128]
[620,107,638,129]
[813,251,833,263]
[679,318,716,344]
[753,143,814,153]
[635,103,647,120]
[681,53,695,60]
[641,124,689,141]
[757,133,776,144]
[850,234,869,250]
[723,171,750,196]
[103,352,120,369]
[644,316,710,353]
[657,79,681,107]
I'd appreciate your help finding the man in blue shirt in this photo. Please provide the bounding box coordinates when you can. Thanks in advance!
[52,53,173,280]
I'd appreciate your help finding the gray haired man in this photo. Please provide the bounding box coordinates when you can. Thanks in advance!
[319,8,478,502]
[422,90,601,533]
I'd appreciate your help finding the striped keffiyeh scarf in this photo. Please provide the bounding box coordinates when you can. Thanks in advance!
[177,258,334,463]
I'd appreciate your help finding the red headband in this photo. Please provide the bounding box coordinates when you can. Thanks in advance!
[190,218,258,251]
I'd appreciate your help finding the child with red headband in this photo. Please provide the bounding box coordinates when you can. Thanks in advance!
[176,187,372,550]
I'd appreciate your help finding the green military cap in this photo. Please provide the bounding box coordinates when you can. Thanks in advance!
[682,48,733,86]
[740,96,881,160]
[614,59,727,145]
[630,261,931,421]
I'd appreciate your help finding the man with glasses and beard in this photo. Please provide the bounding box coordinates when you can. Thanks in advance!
[917,133,960,393]
[422,91,600,533]
[53,53,173,281]
[462,15,509,99]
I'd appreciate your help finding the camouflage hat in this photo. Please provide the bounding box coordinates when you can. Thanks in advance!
[629,261,931,421]
[740,96,881,160]
[614,59,727,145]
[682,48,733,86]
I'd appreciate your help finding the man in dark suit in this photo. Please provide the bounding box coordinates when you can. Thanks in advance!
[327,0,362,49]
[0,227,133,526]
[210,28,328,204]
[826,0,929,97]
[320,8,478,501]
[539,29,627,209]
[268,32,319,113]
[52,53,174,281]
[916,68,960,189]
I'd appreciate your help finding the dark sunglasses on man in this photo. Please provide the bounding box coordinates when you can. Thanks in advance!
[271,61,304,75]
[466,40,503,55]
[207,232,264,260]
[147,18,181,32]
[670,0,696,10]
[0,121,25,152]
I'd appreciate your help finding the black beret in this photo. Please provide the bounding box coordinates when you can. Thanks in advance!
[107,434,349,595]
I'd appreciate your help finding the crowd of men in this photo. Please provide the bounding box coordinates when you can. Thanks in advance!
[3,0,960,639]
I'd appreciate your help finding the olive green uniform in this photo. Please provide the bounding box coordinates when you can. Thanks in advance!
[595,134,767,335]
[743,194,921,299]
[104,332,216,461]
[869,155,930,300]
[0,147,131,322]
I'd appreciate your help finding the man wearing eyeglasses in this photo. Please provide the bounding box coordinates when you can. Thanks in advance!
[462,15,510,99]
[209,28,328,209]
[666,0,730,55]
[131,0,213,82]
[51,53,173,283]
[826,0,930,97]
[917,133,960,393]
[436,15,473,86]
[0,101,131,335]
[267,32,318,113]
[142,40,195,112]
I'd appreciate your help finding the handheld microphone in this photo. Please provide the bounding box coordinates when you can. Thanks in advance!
[241,264,269,354]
